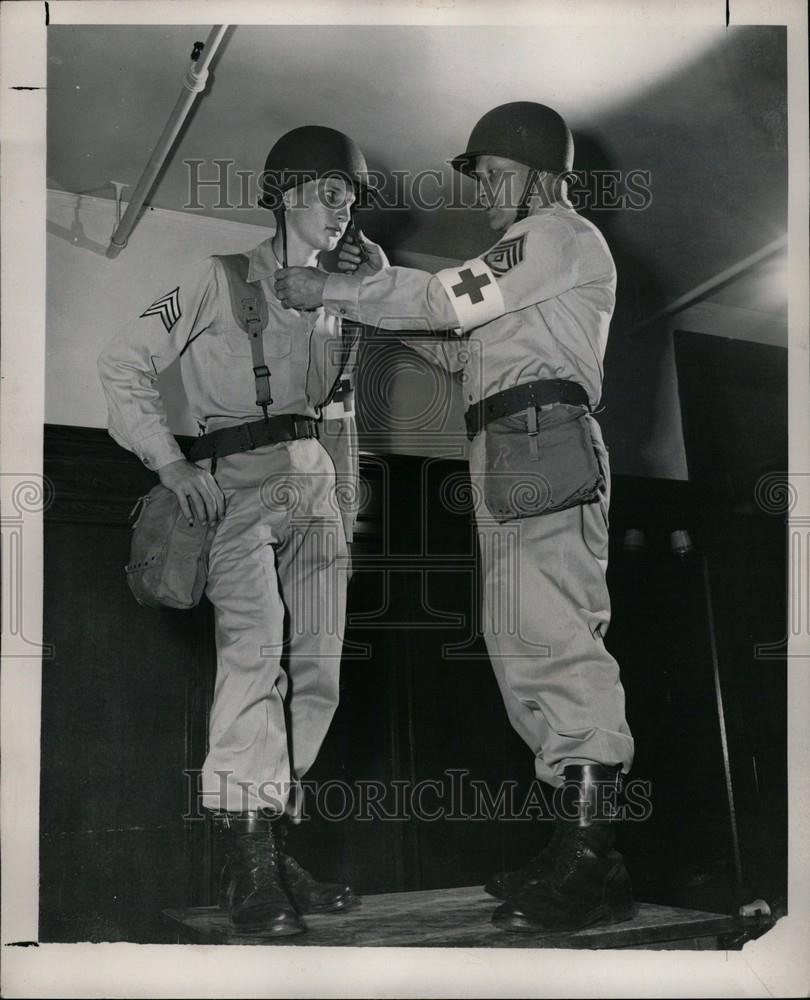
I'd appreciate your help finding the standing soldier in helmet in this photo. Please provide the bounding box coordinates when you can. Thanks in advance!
[275,102,636,933]
[98,126,385,937]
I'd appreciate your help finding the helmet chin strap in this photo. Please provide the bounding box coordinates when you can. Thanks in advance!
[277,209,289,268]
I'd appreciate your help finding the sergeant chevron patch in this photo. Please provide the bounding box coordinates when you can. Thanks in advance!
[140,287,181,333]
[483,233,527,276]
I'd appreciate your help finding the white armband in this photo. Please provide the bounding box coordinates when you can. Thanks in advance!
[321,375,355,421]
[322,398,355,420]
[434,258,506,332]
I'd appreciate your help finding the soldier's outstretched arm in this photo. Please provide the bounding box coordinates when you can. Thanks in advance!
[333,233,462,372]
[275,216,581,335]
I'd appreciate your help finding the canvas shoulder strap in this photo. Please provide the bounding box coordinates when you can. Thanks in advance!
[213,253,272,418]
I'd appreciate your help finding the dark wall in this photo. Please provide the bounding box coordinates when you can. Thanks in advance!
[672,330,789,912]
[674,330,788,506]
[40,427,216,942]
[41,424,786,941]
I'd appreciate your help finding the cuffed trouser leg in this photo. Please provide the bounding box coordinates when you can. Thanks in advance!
[470,415,634,786]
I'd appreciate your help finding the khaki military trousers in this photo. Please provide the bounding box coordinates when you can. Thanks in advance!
[470,414,634,786]
[199,438,348,813]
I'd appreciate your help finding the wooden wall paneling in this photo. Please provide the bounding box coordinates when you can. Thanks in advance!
[605,478,736,911]
[698,506,788,910]
[402,456,540,891]
[41,426,215,941]
[674,332,788,912]
[277,454,415,895]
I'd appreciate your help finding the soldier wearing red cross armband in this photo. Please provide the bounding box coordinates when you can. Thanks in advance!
[275,102,636,933]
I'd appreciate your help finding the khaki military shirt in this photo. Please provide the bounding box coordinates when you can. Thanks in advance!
[323,203,616,409]
[98,238,359,470]
[98,237,379,541]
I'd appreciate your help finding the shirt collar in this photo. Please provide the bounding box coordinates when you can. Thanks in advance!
[247,237,282,282]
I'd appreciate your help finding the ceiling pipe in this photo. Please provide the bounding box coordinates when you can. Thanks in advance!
[629,233,788,335]
[106,25,228,259]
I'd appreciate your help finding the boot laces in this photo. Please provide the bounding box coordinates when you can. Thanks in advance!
[281,852,314,886]
[546,827,593,885]
[240,829,282,888]
[273,821,315,885]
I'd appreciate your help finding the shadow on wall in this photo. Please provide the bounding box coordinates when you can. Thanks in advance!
[574,131,680,479]
[573,27,787,480]
[359,158,421,256]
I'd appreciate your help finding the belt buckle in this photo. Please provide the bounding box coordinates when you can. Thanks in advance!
[295,417,317,440]
[237,422,255,452]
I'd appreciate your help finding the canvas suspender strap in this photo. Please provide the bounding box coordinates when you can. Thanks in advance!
[213,253,272,420]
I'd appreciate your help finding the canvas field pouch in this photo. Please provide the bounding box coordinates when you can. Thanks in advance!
[483,403,604,522]
[126,483,216,609]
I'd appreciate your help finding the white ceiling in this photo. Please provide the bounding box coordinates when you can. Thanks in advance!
[47,23,788,330]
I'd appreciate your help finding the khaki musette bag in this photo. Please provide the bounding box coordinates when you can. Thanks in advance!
[126,483,216,610]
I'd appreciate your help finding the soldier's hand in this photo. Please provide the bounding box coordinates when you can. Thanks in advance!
[337,233,385,276]
[274,267,328,310]
[158,458,225,526]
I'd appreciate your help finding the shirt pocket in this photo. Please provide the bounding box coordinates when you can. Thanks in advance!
[214,328,293,411]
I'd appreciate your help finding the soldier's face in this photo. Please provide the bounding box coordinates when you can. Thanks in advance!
[285,177,355,250]
[473,155,530,230]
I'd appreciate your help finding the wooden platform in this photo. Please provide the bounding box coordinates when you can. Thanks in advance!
[164,886,736,949]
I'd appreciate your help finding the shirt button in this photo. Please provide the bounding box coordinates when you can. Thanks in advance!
[458,351,469,363]
[459,372,469,384]
[468,394,474,401]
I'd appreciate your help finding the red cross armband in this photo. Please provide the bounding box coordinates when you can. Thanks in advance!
[434,258,506,333]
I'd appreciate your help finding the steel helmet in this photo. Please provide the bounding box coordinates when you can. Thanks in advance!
[451,102,574,177]
[259,125,369,210]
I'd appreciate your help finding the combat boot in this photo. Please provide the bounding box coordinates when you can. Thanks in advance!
[215,810,306,936]
[276,819,360,914]
[492,764,636,932]
[484,821,565,900]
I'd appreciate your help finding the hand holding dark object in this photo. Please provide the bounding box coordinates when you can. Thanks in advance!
[274,267,329,311]
[336,229,385,276]
[158,458,225,525]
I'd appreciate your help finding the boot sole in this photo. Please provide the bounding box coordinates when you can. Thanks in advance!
[484,872,551,901]
[232,921,307,937]
[300,892,362,915]
[220,902,308,937]
[493,900,638,934]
